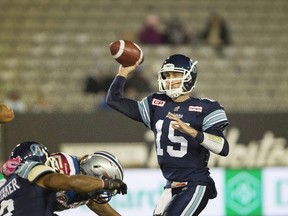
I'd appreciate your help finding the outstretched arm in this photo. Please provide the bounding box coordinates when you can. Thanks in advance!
[106,63,143,121]
[37,172,127,194]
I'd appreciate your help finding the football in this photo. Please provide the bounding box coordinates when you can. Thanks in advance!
[109,40,144,67]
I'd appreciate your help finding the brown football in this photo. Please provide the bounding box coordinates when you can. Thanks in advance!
[109,40,144,67]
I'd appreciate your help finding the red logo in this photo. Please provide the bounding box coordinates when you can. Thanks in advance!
[152,98,165,107]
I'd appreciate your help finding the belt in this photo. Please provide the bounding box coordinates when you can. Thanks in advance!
[171,181,188,188]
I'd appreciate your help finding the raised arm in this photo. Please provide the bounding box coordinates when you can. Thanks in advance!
[106,64,143,121]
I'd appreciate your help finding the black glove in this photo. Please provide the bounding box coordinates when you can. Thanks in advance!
[103,178,127,195]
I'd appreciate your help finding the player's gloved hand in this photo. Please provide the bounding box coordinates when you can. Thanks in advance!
[0,157,21,177]
[103,179,127,195]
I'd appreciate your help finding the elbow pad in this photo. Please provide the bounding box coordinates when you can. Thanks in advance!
[199,132,225,154]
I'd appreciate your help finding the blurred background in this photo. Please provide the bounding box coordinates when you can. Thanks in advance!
[0,0,287,215]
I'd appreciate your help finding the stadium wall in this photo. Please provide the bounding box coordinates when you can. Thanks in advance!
[1,112,287,168]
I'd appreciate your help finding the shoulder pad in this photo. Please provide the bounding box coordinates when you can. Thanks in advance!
[28,164,55,182]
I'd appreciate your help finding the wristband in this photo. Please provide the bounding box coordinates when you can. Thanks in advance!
[195,132,204,143]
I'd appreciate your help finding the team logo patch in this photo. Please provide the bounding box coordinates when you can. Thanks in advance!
[188,106,203,112]
[152,98,165,107]
[174,106,180,111]
[30,144,44,156]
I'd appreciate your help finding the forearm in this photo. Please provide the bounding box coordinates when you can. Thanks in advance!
[194,131,229,156]
[41,173,103,192]
[66,175,104,192]
[106,76,142,121]
[106,76,126,107]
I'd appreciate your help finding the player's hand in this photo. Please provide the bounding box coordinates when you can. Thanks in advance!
[0,157,21,177]
[117,59,141,78]
[103,179,128,195]
[167,112,198,137]
[0,104,15,123]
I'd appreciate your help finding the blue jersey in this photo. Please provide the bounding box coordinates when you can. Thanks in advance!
[107,76,229,184]
[138,92,228,182]
[0,162,56,216]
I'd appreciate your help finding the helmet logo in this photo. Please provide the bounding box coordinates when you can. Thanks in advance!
[163,63,175,70]
[30,144,44,156]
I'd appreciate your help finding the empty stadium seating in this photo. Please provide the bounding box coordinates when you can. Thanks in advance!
[0,0,287,113]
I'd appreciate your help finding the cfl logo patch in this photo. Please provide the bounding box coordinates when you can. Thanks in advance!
[152,98,165,107]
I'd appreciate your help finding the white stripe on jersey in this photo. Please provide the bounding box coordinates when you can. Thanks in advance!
[53,152,77,175]
[181,185,206,216]
[138,97,151,128]
[203,109,228,131]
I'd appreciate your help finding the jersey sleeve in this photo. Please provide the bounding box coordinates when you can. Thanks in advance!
[202,100,229,132]
[106,76,144,122]
[137,95,153,128]
[15,161,55,183]
[28,165,55,182]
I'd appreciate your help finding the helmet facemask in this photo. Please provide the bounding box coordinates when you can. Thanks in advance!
[45,156,60,173]
[158,60,198,98]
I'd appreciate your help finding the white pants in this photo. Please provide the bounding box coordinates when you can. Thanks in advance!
[153,188,172,216]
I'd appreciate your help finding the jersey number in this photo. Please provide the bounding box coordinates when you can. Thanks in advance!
[0,199,14,216]
[155,120,188,158]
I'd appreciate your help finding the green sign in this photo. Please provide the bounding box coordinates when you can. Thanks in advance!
[225,169,262,215]
[0,173,3,179]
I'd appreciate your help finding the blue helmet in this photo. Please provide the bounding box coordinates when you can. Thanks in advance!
[158,54,198,98]
[9,141,50,164]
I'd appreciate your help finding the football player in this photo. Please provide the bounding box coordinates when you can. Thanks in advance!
[106,54,230,215]
[0,141,127,216]
[52,151,123,215]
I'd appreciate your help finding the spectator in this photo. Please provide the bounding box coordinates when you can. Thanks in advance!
[138,14,164,45]
[84,66,115,95]
[125,66,152,99]
[198,13,231,56]
[32,94,53,113]
[163,15,190,45]
[4,90,28,113]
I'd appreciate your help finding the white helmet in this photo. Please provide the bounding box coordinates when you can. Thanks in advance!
[80,151,124,203]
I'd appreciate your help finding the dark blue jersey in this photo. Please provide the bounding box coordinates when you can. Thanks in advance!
[138,93,228,182]
[107,76,229,183]
[0,162,56,216]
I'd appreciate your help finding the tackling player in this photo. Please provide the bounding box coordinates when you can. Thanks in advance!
[52,151,123,215]
[106,54,230,215]
[0,141,127,216]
